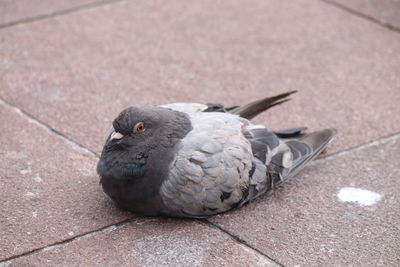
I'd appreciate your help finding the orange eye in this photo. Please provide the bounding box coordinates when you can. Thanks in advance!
[133,122,145,133]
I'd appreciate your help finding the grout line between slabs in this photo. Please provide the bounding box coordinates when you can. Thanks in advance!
[198,220,283,267]
[1,217,280,266]
[321,0,400,33]
[0,0,128,30]
[0,97,99,159]
[0,217,134,266]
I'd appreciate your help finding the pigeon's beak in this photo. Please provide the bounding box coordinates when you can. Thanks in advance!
[109,131,124,141]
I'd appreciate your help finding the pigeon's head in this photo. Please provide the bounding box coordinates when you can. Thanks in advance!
[107,106,176,150]
[96,106,192,213]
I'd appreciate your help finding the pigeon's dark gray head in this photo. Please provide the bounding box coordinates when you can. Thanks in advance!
[97,106,192,215]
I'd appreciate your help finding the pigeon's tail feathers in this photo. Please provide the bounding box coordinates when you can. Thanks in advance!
[230,91,297,120]
[283,128,337,182]
[300,128,337,153]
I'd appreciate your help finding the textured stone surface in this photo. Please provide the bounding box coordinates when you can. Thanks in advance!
[1,0,400,266]
[0,0,399,156]
[328,0,400,29]
[0,0,107,26]
[211,137,400,266]
[3,219,274,267]
[0,103,131,261]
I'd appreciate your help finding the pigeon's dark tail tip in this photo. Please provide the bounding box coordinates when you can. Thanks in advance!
[301,128,337,153]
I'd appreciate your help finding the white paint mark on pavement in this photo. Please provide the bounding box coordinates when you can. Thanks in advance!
[337,187,382,206]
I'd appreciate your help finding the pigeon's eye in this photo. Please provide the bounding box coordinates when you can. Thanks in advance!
[133,122,146,133]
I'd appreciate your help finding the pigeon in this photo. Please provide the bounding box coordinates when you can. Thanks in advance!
[97,91,336,218]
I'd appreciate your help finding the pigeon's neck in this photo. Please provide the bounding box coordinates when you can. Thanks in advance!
[121,162,146,177]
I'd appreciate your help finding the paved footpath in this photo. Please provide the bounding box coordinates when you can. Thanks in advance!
[1,0,399,266]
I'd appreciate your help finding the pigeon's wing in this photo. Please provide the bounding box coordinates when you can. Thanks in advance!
[160,97,336,216]
[242,126,337,202]
[159,112,253,218]
[282,129,337,179]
